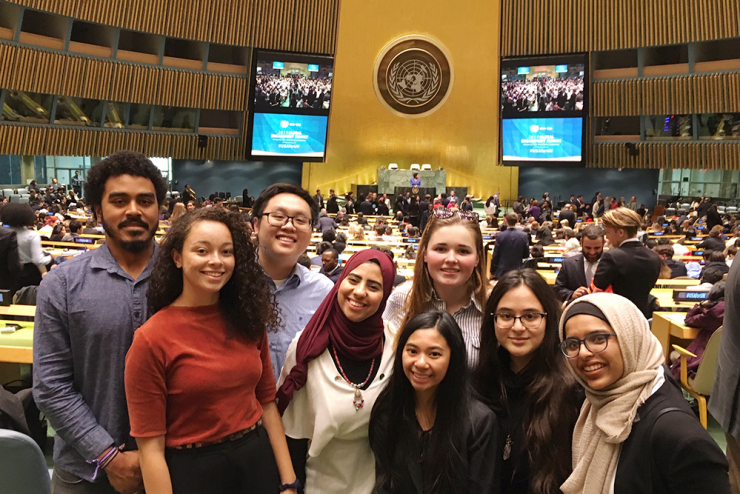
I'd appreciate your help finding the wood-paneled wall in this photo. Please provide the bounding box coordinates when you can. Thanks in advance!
[0,43,246,110]
[592,73,740,116]
[502,0,740,56]
[8,0,340,54]
[592,142,740,170]
[0,124,249,159]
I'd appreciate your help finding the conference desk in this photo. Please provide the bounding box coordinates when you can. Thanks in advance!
[651,312,700,363]
[0,320,34,364]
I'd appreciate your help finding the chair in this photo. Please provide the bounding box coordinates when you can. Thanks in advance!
[165,192,172,200]
[672,327,723,429]
[421,164,432,170]
[171,191,180,199]
[410,164,420,170]
[388,163,398,170]
[665,207,676,216]
[727,207,738,214]
[9,194,22,203]
[2,188,14,197]
[234,195,243,204]
[0,429,51,494]
[717,206,726,214]
[219,192,226,199]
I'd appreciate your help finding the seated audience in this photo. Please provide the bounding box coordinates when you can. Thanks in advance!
[61,220,82,242]
[319,248,343,283]
[698,228,726,252]
[654,244,687,278]
[670,281,725,380]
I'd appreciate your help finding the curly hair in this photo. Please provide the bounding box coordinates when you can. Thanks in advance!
[147,208,280,341]
[1,203,36,227]
[84,150,168,215]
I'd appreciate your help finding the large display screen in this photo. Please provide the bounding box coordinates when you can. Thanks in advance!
[247,49,333,161]
[251,113,328,158]
[502,118,583,162]
[500,54,587,166]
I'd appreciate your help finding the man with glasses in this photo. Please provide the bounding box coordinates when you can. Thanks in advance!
[252,183,334,381]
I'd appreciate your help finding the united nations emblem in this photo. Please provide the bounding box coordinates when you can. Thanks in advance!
[374,35,453,118]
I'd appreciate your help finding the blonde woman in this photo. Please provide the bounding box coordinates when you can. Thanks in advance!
[382,209,488,366]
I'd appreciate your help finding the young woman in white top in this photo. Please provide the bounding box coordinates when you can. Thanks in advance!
[277,249,397,494]
[1,203,52,287]
[383,209,488,366]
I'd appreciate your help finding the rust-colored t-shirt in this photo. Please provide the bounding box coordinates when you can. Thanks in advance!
[125,304,276,447]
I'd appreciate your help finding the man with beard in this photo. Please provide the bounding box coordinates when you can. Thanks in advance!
[553,224,605,302]
[34,151,167,494]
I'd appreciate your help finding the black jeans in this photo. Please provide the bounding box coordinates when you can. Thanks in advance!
[165,426,280,494]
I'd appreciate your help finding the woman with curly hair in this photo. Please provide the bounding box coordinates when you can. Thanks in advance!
[124,208,299,494]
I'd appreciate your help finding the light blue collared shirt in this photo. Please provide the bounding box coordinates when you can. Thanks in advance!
[267,264,334,381]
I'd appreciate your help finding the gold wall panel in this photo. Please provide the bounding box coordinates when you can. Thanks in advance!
[303,0,517,201]
[502,0,740,56]
[592,72,740,116]
[592,142,740,170]
[7,0,340,53]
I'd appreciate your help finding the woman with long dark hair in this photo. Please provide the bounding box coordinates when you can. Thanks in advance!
[277,249,396,494]
[125,208,299,494]
[369,311,498,494]
[473,269,582,494]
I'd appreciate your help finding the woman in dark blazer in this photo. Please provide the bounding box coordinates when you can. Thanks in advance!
[559,293,729,494]
[369,311,498,494]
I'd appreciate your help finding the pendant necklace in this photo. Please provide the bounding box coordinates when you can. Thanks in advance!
[503,413,523,461]
[332,345,376,411]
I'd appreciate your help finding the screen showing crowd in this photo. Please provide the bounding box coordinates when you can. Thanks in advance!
[254,56,332,114]
[501,63,584,117]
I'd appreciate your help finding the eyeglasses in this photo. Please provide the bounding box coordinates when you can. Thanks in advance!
[432,208,480,222]
[260,212,313,230]
[560,333,618,358]
[493,312,547,329]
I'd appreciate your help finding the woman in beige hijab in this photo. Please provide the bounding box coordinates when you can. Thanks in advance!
[559,293,729,494]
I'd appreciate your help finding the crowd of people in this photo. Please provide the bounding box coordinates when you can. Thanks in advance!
[1,153,739,494]
[501,76,584,114]
[254,74,332,111]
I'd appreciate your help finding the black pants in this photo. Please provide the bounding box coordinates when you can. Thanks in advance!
[165,426,280,494]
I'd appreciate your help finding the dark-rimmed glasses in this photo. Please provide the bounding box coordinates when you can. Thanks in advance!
[560,333,618,358]
[260,212,313,231]
[493,312,547,329]
[432,208,479,222]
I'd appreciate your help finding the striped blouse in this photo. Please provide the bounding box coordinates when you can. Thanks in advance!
[382,281,484,368]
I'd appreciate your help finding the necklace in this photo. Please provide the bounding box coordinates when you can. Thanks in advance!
[332,345,376,411]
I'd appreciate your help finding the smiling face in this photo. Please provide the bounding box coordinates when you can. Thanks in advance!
[402,327,451,396]
[423,225,479,289]
[337,261,384,322]
[564,314,624,390]
[95,174,159,253]
[253,193,313,275]
[494,284,547,372]
[582,236,604,263]
[172,220,235,305]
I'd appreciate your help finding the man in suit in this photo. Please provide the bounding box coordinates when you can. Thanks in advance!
[326,189,339,214]
[593,207,661,318]
[313,189,324,209]
[319,248,343,283]
[558,203,577,229]
[317,209,337,233]
[654,244,687,278]
[360,194,374,215]
[554,225,605,302]
[490,212,530,280]
[492,192,501,217]
[709,256,740,489]
[0,223,22,294]
[574,194,586,216]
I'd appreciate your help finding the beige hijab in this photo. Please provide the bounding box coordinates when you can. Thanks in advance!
[558,293,664,494]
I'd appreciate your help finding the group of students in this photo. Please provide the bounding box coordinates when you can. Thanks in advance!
[29,151,731,494]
